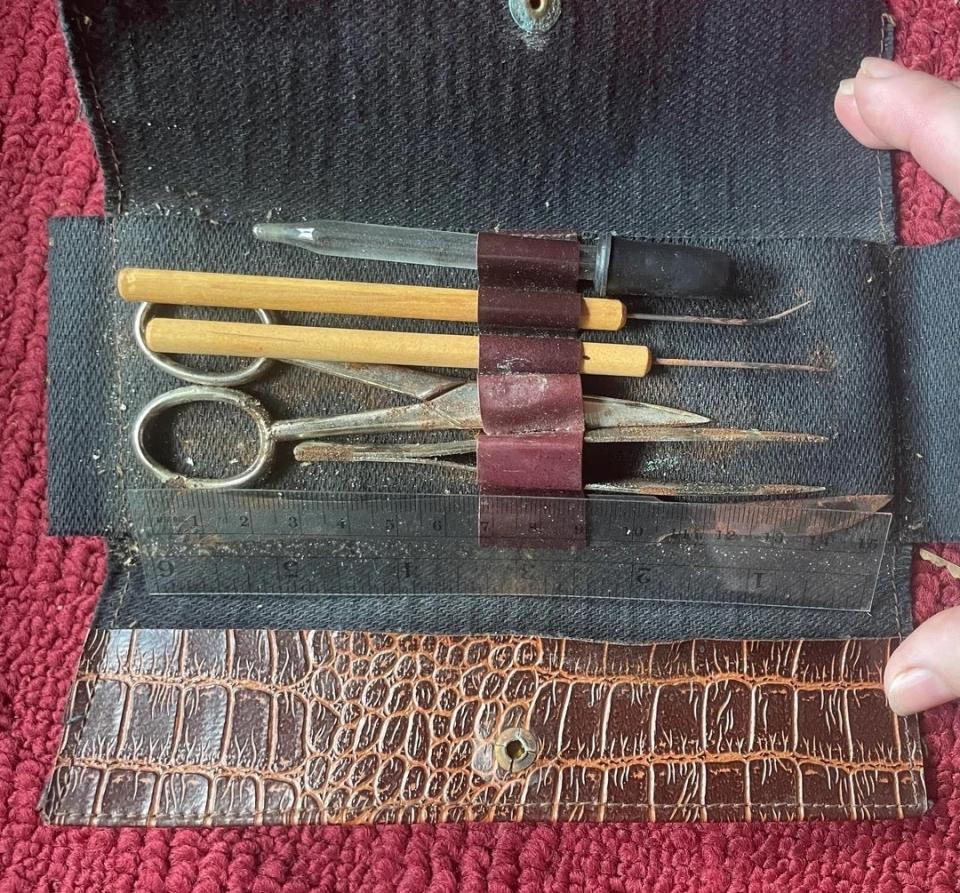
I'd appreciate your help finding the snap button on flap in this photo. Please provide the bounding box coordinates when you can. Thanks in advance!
[494,727,539,772]
[509,0,561,33]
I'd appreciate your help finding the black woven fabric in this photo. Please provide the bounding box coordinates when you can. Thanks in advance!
[47,216,960,542]
[61,0,894,241]
[48,217,903,536]
[891,243,960,541]
[48,0,955,644]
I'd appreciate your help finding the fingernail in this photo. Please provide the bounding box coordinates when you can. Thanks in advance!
[886,667,952,715]
[837,79,856,97]
[860,56,903,79]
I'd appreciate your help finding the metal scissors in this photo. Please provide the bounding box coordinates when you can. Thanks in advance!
[131,303,709,489]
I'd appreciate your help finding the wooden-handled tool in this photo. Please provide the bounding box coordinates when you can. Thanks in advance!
[144,317,830,378]
[117,267,628,332]
[144,318,654,377]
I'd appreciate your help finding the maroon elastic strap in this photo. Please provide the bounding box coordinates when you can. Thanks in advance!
[478,333,581,375]
[477,288,580,330]
[477,433,584,492]
[477,232,581,330]
[475,232,586,548]
[477,232,581,289]
[476,433,586,548]
[478,374,584,435]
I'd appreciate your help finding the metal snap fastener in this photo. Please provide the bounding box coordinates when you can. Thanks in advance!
[494,727,539,772]
[509,0,561,34]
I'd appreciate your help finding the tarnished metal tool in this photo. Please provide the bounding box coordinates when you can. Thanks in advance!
[628,301,811,327]
[655,494,892,541]
[133,303,711,488]
[274,385,709,441]
[293,426,828,462]
[252,218,735,298]
[586,481,826,498]
[293,435,829,500]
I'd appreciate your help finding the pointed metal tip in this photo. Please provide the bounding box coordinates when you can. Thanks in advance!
[627,299,813,327]
[816,494,893,513]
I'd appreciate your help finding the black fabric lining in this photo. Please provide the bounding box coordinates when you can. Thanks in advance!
[889,243,960,541]
[48,217,904,537]
[46,1,943,644]
[59,0,894,242]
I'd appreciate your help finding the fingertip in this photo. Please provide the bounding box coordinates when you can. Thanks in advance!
[859,56,908,79]
[853,65,960,198]
[834,82,895,150]
[884,606,960,714]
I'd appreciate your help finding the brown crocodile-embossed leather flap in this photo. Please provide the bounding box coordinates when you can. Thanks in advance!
[41,630,927,826]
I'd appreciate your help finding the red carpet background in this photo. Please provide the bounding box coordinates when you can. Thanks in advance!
[1,1,959,889]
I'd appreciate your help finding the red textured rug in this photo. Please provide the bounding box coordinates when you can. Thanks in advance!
[1,1,959,889]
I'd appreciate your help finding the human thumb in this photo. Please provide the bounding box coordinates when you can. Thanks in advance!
[835,57,960,200]
[884,605,960,715]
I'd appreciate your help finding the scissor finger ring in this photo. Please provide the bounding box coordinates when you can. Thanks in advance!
[132,385,275,489]
[134,301,277,386]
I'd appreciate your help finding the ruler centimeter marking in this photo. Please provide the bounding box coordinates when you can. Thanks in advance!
[127,490,891,611]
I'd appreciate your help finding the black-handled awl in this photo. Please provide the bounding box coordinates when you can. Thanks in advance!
[252,219,735,298]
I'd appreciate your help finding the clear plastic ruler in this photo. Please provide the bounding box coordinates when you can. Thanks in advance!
[126,490,891,611]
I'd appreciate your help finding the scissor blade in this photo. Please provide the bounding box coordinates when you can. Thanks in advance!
[294,440,477,462]
[272,386,480,441]
[289,360,462,401]
[582,395,708,428]
[584,426,827,444]
[278,379,709,441]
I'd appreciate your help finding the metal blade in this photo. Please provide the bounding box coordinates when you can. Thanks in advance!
[293,424,826,460]
[656,494,892,542]
[272,384,480,441]
[294,440,477,462]
[254,220,480,269]
[798,494,892,514]
[292,442,830,501]
[586,480,827,498]
[253,219,598,281]
[289,360,463,401]
[584,426,828,444]
[277,380,709,440]
[628,301,811,327]
[582,394,708,428]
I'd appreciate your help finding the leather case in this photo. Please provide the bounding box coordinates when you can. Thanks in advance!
[40,0,952,824]
[42,631,925,825]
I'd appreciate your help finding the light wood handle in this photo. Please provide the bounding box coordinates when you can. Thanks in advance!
[118,267,627,332]
[144,318,654,378]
